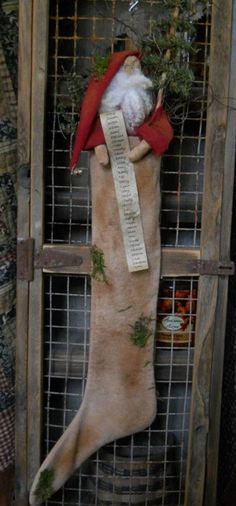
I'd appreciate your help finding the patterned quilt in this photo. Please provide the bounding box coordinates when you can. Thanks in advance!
[0,0,17,472]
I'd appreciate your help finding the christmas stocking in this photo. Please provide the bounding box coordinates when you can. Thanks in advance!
[29,139,161,505]
[30,50,173,505]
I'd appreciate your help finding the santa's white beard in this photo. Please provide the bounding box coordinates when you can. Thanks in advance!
[99,68,154,134]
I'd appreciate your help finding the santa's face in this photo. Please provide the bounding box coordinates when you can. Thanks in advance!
[99,56,154,134]
[122,55,141,74]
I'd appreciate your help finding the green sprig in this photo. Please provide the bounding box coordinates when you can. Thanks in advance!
[129,315,153,348]
[144,34,194,54]
[90,245,108,283]
[93,55,111,79]
[34,468,54,501]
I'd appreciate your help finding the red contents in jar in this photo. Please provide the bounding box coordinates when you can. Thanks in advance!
[156,285,197,347]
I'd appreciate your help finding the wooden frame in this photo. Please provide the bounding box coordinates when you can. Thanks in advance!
[186,2,236,504]
[16,1,33,504]
[16,0,50,501]
[16,1,236,505]
[27,0,50,488]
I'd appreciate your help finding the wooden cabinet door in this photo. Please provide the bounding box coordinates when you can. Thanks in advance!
[16,1,236,506]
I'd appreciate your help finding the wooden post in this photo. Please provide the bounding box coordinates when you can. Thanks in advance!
[185,1,236,505]
[27,0,49,489]
[205,0,236,502]
[16,1,33,504]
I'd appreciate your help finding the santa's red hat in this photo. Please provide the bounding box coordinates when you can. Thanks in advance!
[69,50,173,171]
[69,51,140,170]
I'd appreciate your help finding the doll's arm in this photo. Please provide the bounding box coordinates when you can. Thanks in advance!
[128,139,151,162]
[94,144,110,168]
[129,105,173,162]
[94,104,173,166]
[128,95,164,163]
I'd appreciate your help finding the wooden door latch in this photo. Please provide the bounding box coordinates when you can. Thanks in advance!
[17,238,235,281]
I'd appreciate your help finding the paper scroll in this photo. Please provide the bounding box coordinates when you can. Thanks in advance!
[100,110,148,272]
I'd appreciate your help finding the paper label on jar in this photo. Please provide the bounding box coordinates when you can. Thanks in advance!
[100,110,148,273]
[162,315,184,332]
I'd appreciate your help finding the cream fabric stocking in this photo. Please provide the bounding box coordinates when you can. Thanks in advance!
[29,138,161,505]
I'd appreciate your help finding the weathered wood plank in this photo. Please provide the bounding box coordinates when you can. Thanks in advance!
[27,0,49,489]
[15,1,32,504]
[205,277,229,504]
[185,275,218,505]
[205,0,236,502]
[185,1,235,505]
[36,244,200,276]
[161,247,200,277]
[35,244,92,274]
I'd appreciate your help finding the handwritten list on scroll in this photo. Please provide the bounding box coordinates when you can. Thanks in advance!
[100,110,149,272]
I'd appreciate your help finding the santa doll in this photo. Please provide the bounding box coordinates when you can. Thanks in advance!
[29,50,173,505]
[69,50,173,170]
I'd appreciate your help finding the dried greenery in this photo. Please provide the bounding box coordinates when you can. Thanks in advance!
[56,1,210,133]
[34,468,54,501]
[90,245,108,283]
[93,55,111,79]
[57,56,109,137]
[142,4,198,101]
[129,315,153,348]
[57,67,89,137]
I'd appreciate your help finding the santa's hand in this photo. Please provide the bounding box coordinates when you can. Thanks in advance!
[128,140,151,163]
[94,144,110,168]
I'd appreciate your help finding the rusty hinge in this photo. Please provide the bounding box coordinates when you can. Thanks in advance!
[17,238,34,281]
[17,239,84,281]
[196,259,235,276]
[34,247,83,270]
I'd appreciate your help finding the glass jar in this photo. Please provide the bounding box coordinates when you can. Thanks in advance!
[156,281,197,347]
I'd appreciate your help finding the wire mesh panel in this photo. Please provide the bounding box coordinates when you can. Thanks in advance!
[41,1,211,505]
[43,275,197,506]
[45,0,211,247]
[161,9,211,247]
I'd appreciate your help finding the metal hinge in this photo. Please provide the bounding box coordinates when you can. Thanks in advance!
[196,259,235,276]
[17,238,84,281]
[34,246,83,270]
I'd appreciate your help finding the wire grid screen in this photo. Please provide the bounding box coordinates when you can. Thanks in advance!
[45,0,211,247]
[43,275,197,506]
[42,1,207,504]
